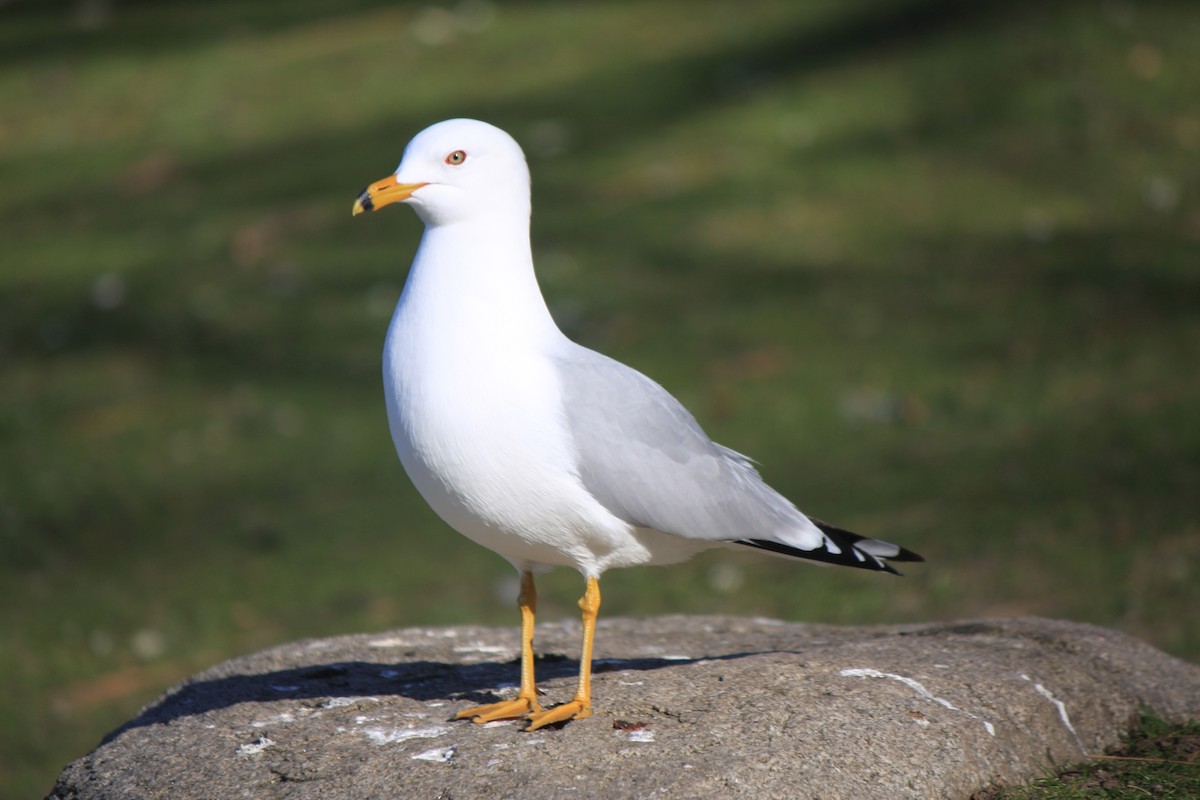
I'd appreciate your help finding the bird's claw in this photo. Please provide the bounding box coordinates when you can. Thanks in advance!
[453,695,541,724]
[523,699,591,731]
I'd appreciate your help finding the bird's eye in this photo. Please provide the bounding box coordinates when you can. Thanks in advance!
[445,150,467,165]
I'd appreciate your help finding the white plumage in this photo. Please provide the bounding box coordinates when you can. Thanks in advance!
[353,118,921,730]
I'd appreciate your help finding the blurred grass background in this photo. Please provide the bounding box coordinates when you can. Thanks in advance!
[2,0,1198,795]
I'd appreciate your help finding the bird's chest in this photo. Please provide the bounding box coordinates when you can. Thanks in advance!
[382,315,580,538]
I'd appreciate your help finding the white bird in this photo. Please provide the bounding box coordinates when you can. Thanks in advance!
[353,118,922,731]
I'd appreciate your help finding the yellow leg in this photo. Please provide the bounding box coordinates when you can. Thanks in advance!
[525,576,600,731]
[454,570,543,723]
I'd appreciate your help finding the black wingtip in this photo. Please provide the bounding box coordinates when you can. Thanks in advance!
[736,519,924,576]
[889,545,925,564]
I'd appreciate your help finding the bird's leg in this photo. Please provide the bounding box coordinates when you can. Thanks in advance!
[454,570,543,723]
[524,576,600,731]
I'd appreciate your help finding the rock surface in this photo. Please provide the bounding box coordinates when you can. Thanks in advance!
[50,616,1200,800]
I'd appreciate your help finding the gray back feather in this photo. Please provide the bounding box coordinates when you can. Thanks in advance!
[553,345,813,543]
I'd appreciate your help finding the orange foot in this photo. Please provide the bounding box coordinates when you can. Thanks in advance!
[524,699,591,731]
[454,695,542,724]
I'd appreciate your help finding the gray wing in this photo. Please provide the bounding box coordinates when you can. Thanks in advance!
[553,344,827,551]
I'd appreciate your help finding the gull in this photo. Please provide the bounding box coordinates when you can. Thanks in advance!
[352,118,922,731]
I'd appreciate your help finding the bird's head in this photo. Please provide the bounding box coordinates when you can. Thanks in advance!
[352,118,531,227]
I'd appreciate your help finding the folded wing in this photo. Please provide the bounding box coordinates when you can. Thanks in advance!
[554,345,922,573]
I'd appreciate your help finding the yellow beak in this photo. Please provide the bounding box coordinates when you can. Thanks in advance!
[352,176,428,216]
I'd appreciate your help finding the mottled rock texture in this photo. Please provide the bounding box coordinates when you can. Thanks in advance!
[49,616,1200,799]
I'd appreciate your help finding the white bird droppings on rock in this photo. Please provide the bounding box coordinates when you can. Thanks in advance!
[362,726,450,745]
[452,644,513,654]
[323,696,380,709]
[235,736,274,756]
[840,667,996,736]
[1021,674,1084,752]
[412,745,457,763]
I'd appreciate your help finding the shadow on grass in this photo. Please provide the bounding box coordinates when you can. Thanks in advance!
[3,0,1026,73]
[0,0,1082,381]
[0,0,403,67]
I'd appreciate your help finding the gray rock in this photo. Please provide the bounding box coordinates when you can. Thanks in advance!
[49,616,1200,800]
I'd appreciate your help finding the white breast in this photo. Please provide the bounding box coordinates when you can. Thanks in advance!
[382,289,637,573]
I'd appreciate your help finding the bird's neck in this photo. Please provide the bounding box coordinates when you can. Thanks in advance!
[398,215,563,349]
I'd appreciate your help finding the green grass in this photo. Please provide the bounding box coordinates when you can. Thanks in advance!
[2,0,1198,797]
[975,711,1200,800]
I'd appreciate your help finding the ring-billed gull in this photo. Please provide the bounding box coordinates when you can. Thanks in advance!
[353,118,922,731]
